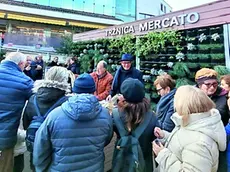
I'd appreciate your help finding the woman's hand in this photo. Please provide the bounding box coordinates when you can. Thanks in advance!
[152,140,164,156]
[154,127,165,139]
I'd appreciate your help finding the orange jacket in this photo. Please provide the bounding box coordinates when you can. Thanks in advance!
[91,71,113,101]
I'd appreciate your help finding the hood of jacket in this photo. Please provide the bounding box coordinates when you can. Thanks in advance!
[61,94,102,121]
[33,79,70,93]
[171,109,226,151]
[156,89,176,114]
[35,87,66,103]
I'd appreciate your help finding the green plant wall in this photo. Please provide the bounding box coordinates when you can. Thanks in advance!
[61,24,228,112]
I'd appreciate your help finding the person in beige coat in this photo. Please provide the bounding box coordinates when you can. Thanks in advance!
[152,85,226,172]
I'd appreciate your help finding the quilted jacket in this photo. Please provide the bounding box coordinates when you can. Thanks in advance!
[91,71,113,101]
[156,109,226,172]
[33,94,113,172]
[0,60,33,150]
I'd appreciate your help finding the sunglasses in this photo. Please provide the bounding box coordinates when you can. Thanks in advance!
[203,82,218,88]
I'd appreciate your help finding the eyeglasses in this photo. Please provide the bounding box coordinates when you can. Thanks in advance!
[156,88,163,93]
[203,82,218,88]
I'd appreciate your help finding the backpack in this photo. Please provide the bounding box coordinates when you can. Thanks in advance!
[25,95,67,152]
[112,109,152,172]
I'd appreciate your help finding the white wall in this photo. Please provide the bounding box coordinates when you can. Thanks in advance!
[136,0,172,20]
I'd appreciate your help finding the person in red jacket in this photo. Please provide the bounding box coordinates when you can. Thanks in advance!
[91,60,113,101]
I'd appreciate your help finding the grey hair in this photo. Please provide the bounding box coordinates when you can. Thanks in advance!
[33,66,71,93]
[5,52,26,64]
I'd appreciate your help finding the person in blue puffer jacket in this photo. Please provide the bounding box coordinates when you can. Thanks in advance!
[0,52,33,172]
[154,74,176,132]
[33,73,113,172]
[225,123,230,172]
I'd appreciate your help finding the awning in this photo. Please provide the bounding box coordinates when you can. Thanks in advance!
[69,21,106,29]
[7,14,66,26]
[0,12,5,18]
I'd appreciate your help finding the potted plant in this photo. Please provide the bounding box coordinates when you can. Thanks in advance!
[176,78,194,88]
[210,26,223,34]
[199,33,210,44]
[160,56,167,62]
[168,56,176,62]
[160,64,168,70]
[172,62,190,78]
[197,27,209,35]
[167,46,177,54]
[187,37,198,44]
[210,44,224,53]
[198,54,211,63]
[187,63,199,72]
[187,29,197,37]
[214,65,230,76]
[210,53,225,63]
[187,54,199,62]
[198,44,210,54]
[176,52,185,61]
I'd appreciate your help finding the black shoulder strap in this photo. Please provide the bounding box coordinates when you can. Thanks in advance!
[43,96,68,118]
[113,108,128,137]
[132,111,152,139]
[33,95,42,117]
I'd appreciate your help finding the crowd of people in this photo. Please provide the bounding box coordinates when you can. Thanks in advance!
[0,51,230,172]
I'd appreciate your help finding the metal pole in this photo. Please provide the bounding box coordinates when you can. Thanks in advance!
[224,24,230,68]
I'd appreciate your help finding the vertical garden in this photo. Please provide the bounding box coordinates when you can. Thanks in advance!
[60,24,229,110]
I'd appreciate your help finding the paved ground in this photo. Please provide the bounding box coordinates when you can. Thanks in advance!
[23,152,32,172]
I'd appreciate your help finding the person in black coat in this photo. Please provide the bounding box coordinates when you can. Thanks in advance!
[23,66,70,171]
[48,56,60,67]
[67,57,80,75]
[107,54,143,100]
[112,78,158,172]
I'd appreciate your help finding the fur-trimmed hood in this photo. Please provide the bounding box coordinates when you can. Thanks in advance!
[33,79,71,93]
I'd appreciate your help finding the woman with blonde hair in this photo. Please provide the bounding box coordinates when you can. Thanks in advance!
[152,85,226,172]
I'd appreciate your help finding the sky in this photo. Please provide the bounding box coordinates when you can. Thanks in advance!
[165,0,217,11]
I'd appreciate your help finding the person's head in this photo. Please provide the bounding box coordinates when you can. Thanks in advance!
[220,75,230,92]
[72,73,96,94]
[70,57,76,64]
[120,78,150,131]
[195,68,218,96]
[5,52,27,71]
[53,56,58,63]
[174,85,215,126]
[26,56,33,66]
[96,60,107,76]
[33,66,70,93]
[154,74,175,96]
[37,54,43,61]
[120,54,133,70]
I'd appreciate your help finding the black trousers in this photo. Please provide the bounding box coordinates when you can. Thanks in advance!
[14,154,24,172]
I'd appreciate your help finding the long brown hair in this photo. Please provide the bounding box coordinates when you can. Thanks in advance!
[122,98,150,132]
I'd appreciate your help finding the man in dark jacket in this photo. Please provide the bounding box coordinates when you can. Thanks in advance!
[107,54,143,100]
[33,73,113,172]
[0,52,33,172]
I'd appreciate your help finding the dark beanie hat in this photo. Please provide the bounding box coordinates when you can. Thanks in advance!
[72,73,96,94]
[119,54,133,61]
[121,78,145,103]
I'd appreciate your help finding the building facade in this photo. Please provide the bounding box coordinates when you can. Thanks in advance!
[0,0,122,52]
